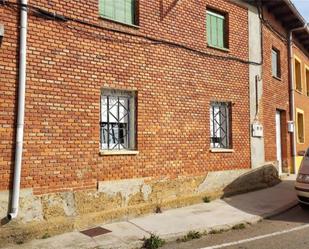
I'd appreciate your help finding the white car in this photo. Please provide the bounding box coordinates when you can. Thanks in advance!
[295,148,309,207]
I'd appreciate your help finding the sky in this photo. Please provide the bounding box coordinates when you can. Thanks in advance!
[292,0,309,22]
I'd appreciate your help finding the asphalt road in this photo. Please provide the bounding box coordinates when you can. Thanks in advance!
[162,204,309,249]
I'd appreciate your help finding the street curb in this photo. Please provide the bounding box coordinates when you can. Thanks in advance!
[261,199,299,219]
[119,201,298,249]
[129,199,300,249]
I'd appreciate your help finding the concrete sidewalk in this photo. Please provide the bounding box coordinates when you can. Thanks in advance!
[3,176,297,249]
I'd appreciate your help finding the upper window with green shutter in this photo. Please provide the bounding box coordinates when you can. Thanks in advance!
[206,10,227,49]
[99,0,137,26]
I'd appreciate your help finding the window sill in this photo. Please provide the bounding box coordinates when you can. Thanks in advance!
[100,150,139,156]
[99,16,139,29]
[207,44,229,53]
[272,75,281,81]
[295,89,303,95]
[210,148,234,153]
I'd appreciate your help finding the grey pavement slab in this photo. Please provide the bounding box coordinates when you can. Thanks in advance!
[92,221,149,249]
[3,232,97,249]
[130,200,256,240]
[223,176,297,218]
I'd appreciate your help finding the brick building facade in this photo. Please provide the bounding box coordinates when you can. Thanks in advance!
[293,45,309,171]
[256,1,309,174]
[0,0,308,244]
[1,0,252,195]
[261,7,292,173]
[0,0,257,241]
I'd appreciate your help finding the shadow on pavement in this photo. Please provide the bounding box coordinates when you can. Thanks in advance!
[221,165,298,221]
[222,164,281,198]
[268,205,309,223]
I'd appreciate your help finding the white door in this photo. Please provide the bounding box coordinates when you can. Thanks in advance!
[275,110,282,175]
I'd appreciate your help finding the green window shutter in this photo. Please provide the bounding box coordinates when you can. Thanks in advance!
[207,14,211,44]
[217,17,224,48]
[99,0,135,25]
[206,10,225,48]
[106,0,115,19]
[125,0,134,25]
[115,0,125,23]
[99,0,104,16]
[99,0,114,19]
[211,15,218,46]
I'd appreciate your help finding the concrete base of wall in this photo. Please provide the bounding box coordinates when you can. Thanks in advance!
[0,164,280,245]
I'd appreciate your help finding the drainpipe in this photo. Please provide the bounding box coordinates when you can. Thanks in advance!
[8,0,28,220]
[288,24,309,174]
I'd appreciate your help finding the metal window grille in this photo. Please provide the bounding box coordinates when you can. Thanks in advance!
[100,91,133,150]
[210,102,231,148]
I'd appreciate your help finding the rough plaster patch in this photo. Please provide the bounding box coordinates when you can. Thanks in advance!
[141,184,152,201]
[197,169,250,193]
[98,179,152,204]
[42,192,77,219]
[62,192,77,217]
[0,190,10,219]
[19,189,43,222]
[0,189,43,223]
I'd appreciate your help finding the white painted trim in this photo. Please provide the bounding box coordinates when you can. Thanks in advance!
[210,148,234,153]
[275,111,282,175]
[296,108,305,144]
[206,10,225,19]
[305,65,309,96]
[100,150,139,156]
[294,56,303,93]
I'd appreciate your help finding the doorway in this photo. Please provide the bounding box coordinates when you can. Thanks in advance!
[275,110,283,175]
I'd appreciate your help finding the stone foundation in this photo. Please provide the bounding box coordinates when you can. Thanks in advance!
[0,165,279,245]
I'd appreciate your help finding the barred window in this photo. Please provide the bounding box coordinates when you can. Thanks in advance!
[100,89,136,150]
[210,102,231,149]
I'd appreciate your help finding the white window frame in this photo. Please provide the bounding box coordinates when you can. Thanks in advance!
[294,56,302,92]
[296,108,305,144]
[100,88,136,152]
[210,102,231,149]
[272,48,280,78]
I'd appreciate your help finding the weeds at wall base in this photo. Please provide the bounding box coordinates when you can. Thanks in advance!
[142,234,165,249]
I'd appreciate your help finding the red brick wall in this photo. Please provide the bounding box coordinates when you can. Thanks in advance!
[0,5,19,190]
[293,45,309,154]
[0,0,250,194]
[261,9,291,170]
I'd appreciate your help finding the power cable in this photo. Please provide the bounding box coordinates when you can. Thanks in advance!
[1,0,263,66]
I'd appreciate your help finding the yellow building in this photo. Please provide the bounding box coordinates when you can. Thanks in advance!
[293,44,309,172]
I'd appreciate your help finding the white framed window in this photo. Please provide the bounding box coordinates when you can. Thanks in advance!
[210,102,231,149]
[295,57,302,92]
[306,66,309,96]
[296,109,305,144]
[100,89,136,150]
[272,48,281,78]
